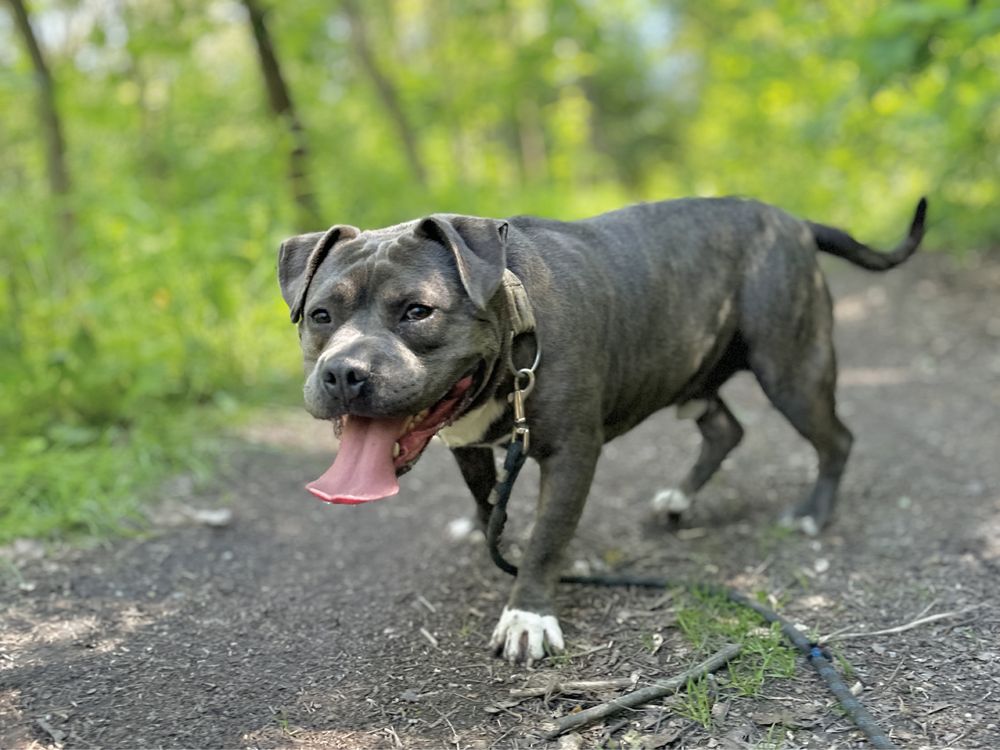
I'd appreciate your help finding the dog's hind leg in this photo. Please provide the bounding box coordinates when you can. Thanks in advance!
[653,396,744,525]
[749,340,853,536]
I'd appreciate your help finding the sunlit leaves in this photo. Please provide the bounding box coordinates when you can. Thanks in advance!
[0,0,997,541]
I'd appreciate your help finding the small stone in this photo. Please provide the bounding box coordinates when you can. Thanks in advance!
[558,733,584,750]
[189,508,233,527]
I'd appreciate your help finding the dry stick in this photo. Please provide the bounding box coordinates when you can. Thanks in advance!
[564,641,614,661]
[419,627,439,648]
[820,606,977,643]
[510,676,638,699]
[428,706,460,748]
[540,643,742,739]
[821,599,938,642]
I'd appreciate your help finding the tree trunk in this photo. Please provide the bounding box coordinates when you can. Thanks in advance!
[242,0,321,229]
[341,0,428,187]
[7,0,74,245]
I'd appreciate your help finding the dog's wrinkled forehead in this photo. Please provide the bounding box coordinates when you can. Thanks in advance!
[308,228,456,305]
[331,224,425,268]
[277,214,509,323]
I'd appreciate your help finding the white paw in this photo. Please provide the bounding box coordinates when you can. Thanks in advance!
[779,513,820,537]
[489,607,564,665]
[652,488,691,514]
[445,516,483,542]
[797,515,820,537]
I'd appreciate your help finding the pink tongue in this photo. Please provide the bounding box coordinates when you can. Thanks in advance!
[307,416,407,504]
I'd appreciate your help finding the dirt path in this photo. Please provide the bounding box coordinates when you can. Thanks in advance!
[2,253,999,749]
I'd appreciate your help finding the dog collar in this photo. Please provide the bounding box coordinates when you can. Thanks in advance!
[502,268,536,335]
[500,269,540,452]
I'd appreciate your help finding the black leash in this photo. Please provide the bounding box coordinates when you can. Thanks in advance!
[486,436,898,750]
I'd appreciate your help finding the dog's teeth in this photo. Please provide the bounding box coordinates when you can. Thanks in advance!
[393,443,401,458]
[417,409,430,422]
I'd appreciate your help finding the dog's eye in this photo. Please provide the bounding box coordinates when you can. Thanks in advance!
[402,304,434,322]
[309,308,332,324]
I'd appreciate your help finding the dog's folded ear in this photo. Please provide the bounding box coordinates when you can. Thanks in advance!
[416,215,509,310]
[278,225,360,323]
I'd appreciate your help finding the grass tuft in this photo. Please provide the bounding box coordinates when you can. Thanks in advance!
[0,403,234,545]
[674,587,798,728]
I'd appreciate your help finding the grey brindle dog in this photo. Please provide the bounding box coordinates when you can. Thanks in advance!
[277,196,927,665]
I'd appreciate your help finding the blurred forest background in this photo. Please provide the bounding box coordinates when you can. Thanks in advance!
[2,0,998,541]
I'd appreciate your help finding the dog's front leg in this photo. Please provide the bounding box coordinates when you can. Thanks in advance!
[451,446,497,531]
[490,437,599,665]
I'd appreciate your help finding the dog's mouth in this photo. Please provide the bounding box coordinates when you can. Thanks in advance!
[306,363,485,505]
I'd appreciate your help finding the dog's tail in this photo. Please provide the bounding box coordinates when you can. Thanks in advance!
[808,197,927,271]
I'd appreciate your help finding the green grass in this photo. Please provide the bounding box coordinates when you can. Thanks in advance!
[831,646,856,683]
[0,401,238,544]
[752,723,787,750]
[675,588,798,728]
[678,675,714,727]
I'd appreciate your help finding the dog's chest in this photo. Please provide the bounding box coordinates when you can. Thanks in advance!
[437,398,508,448]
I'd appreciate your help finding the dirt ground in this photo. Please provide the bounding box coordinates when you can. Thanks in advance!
[2,252,999,750]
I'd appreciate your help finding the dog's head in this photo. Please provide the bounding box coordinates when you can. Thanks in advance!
[278,215,509,502]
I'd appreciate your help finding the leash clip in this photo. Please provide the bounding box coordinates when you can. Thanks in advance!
[508,368,535,453]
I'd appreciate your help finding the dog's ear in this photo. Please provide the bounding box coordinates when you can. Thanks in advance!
[278,225,360,323]
[416,215,508,310]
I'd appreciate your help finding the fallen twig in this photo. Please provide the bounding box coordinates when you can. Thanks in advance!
[428,705,460,748]
[539,642,742,739]
[647,588,678,610]
[820,607,977,643]
[510,674,638,699]
[419,627,439,648]
[564,640,614,660]
[381,725,403,748]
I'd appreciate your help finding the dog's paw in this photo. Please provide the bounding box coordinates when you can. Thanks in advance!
[779,512,820,537]
[445,516,485,543]
[489,607,564,666]
[652,488,691,514]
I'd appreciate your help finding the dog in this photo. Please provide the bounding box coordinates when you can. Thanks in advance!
[277,196,926,665]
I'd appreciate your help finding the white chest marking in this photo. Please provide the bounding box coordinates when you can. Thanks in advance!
[438,398,507,448]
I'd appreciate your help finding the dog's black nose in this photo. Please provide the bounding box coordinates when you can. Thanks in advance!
[322,361,369,404]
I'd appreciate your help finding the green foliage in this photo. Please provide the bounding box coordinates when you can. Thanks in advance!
[670,0,1000,244]
[1,0,997,540]
[676,589,797,706]
[0,405,222,543]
